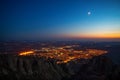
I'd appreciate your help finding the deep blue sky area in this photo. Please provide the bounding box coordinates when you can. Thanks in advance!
[1,0,120,41]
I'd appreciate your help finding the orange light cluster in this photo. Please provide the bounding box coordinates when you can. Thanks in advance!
[19,51,34,56]
[57,56,75,64]
[18,46,107,64]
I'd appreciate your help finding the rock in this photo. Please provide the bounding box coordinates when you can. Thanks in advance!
[0,55,69,80]
[0,54,120,80]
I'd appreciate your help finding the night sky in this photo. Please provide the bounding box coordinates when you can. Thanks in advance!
[1,0,120,41]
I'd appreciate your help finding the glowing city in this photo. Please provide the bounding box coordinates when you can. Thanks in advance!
[19,45,107,64]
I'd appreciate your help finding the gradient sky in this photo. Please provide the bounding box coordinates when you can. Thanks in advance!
[1,0,120,40]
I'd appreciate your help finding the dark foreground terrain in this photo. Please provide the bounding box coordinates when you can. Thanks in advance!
[0,54,120,80]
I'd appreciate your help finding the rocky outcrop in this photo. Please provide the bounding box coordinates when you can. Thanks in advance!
[66,56,120,80]
[0,55,69,80]
[0,54,120,80]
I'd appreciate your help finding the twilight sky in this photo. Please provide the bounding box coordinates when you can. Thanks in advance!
[1,0,120,40]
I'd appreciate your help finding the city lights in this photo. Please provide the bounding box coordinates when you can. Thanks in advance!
[19,45,107,64]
